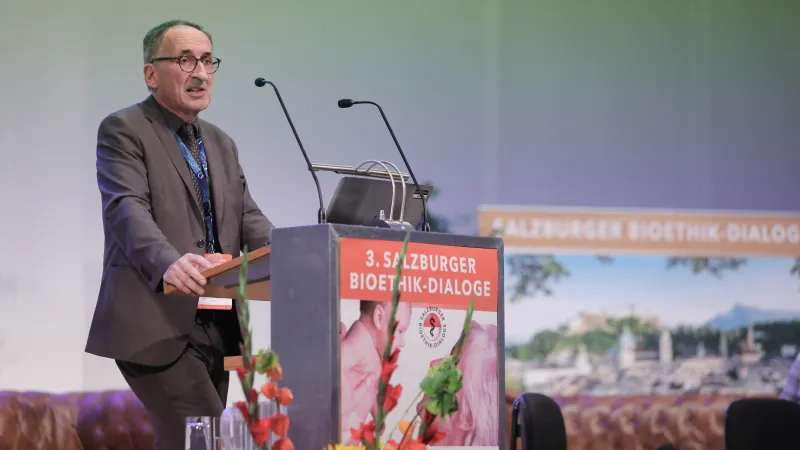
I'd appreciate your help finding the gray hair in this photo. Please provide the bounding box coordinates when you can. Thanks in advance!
[142,20,213,92]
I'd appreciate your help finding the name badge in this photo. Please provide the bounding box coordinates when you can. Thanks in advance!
[198,297,233,310]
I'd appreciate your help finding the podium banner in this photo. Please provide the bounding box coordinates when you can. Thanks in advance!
[338,237,501,449]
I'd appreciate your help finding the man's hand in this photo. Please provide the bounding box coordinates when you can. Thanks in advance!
[163,253,214,296]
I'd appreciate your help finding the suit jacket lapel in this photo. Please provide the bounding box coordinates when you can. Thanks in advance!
[140,97,203,218]
[198,122,226,235]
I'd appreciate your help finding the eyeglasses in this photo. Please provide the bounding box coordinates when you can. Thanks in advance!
[150,55,221,74]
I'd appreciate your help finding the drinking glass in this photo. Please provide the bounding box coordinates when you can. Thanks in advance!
[218,408,255,450]
[185,416,213,450]
[258,401,289,447]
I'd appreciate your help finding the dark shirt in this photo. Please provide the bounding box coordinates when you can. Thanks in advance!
[153,98,201,138]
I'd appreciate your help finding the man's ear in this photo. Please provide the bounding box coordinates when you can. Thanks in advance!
[144,64,158,91]
[372,304,385,330]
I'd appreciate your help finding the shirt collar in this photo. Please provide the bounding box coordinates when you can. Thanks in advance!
[151,96,200,136]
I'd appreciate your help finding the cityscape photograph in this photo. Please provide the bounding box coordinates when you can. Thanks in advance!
[503,254,800,397]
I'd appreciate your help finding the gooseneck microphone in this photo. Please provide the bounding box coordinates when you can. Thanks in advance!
[337,98,430,232]
[255,77,326,224]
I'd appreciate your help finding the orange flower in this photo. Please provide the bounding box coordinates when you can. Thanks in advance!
[271,437,295,450]
[350,421,376,445]
[398,420,414,436]
[269,413,290,437]
[261,381,278,400]
[396,420,416,447]
[383,383,402,412]
[277,387,294,406]
[267,362,283,380]
[248,417,272,445]
[397,420,426,450]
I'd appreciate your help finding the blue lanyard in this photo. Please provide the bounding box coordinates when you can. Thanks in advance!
[172,130,216,252]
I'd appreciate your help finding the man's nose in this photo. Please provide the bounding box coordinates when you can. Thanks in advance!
[191,64,210,79]
[192,70,209,81]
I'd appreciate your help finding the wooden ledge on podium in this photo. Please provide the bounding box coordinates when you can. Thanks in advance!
[163,245,272,372]
[164,245,272,301]
[223,355,249,371]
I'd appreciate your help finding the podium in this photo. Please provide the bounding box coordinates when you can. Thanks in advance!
[167,223,505,449]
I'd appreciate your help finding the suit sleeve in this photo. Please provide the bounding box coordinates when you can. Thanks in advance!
[232,139,274,251]
[96,113,182,291]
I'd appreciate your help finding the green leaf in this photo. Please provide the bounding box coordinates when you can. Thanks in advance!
[445,374,462,394]
[425,398,443,416]
[254,349,278,374]
[440,394,456,417]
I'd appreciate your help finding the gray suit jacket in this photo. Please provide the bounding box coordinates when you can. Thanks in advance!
[85,95,273,366]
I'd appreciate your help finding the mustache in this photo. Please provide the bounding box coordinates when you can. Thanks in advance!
[186,80,206,89]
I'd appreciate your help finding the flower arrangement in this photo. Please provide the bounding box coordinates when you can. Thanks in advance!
[335,232,476,450]
[234,247,295,450]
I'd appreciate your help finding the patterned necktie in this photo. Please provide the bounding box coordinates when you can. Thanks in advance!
[178,124,203,206]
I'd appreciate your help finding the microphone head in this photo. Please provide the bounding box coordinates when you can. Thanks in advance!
[254,77,268,87]
[338,98,355,108]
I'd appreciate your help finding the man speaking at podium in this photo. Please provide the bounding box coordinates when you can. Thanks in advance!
[85,20,273,450]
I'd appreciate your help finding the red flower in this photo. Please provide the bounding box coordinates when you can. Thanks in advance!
[236,367,247,381]
[419,410,433,425]
[380,361,396,385]
[234,401,251,423]
[406,440,428,450]
[383,383,402,412]
[351,421,376,445]
[249,417,272,445]
[380,349,400,384]
[249,388,259,403]
[389,348,400,364]
[420,422,446,445]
